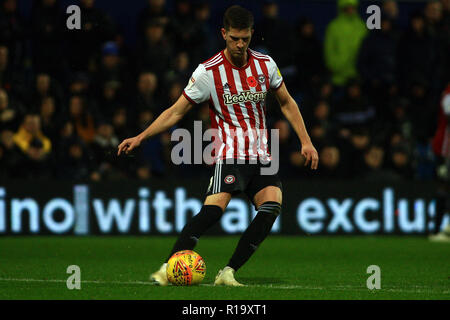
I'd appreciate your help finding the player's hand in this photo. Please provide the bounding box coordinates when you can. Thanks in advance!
[117,136,142,156]
[301,142,319,170]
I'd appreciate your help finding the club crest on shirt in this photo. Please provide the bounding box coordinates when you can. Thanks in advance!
[258,74,266,84]
[224,175,235,184]
[246,76,258,88]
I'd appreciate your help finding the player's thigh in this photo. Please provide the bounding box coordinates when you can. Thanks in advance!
[204,192,232,211]
[253,186,282,209]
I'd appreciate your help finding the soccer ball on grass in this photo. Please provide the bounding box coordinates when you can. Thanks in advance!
[166,250,206,286]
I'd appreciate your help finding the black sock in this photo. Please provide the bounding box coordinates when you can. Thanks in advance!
[227,201,281,271]
[166,205,223,262]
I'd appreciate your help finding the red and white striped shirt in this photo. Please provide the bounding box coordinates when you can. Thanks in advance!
[432,84,450,159]
[182,48,283,162]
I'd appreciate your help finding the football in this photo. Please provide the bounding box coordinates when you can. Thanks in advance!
[166,250,206,286]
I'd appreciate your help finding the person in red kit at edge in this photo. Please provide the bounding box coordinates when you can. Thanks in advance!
[430,81,450,242]
[118,5,319,285]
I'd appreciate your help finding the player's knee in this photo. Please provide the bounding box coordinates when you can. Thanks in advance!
[204,193,231,211]
[257,201,282,217]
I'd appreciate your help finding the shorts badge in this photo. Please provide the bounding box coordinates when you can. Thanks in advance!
[224,175,235,184]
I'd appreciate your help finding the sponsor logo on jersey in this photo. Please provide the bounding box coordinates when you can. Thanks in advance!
[223,82,230,90]
[223,90,267,105]
[224,175,235,184]
[247,76,258,88]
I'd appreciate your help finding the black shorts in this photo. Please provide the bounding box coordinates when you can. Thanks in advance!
[205,159,283,203]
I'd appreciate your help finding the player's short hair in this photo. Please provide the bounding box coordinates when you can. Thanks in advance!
[223,5,254,30]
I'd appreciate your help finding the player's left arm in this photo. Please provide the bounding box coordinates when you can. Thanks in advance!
[273,83,319,170]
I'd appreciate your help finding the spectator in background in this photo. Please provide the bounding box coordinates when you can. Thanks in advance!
[91,121,124,180]
[443,0,450,19]
[310,99,337,140]
[57,135,96,181]
[137,20,173,79]
[334,79,375,129]
[97,80,122,122]
[0,128,23,178]
[167,80,197,131]
[164,51,191,87]
[13,113,52,178]
[170,0,195,54]
[407,78,436,144]
[316,144,346,179]
[39,96,60,143]
[440,0,450,85]
[397,10,440,95]
[137,0,169,38]
[324,0,367,89]
[302,98,335,150]
[65,0,116,72]
[292,17,326,93]
[68,72,91,96]
[0,45,11,90]
[66,72,100,120]
[112,107,133,141]
[382,0,401,34]
[442,0,450,34]
[253,0,293,68]
[386,97,413,141]
[338,126,371,176]
[424,0,444,36]
[190,1,217,63]
[93,41,130,94]
[136,160,152,180]
[301,77,334,115]
[0,0,26,66]
[387,142,414,179]
[29,0,66,80]
[307,120,328,152]
[360,144,401,181]
[197,102,209,129]
[134,72,161,119]
[29,73,64,112]
[0,42,26,99]
[424,0,449,94]
[272,119,299,178]
[66,95,96,144]
[0,87,22,130]
[383,0,399,21]
[357,14,399,120]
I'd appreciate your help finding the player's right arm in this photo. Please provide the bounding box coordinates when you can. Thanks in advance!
[117,64,210,156]
[117,95,192,155]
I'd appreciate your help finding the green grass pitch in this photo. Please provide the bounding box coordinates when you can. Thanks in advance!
[0,236,449,300]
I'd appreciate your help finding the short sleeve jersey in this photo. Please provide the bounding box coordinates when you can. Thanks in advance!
[183,49,283,162]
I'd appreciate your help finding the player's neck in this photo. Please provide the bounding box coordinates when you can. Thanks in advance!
[223,48,248,68]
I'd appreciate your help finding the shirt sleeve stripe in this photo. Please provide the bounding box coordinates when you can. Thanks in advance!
[182,90,197,105]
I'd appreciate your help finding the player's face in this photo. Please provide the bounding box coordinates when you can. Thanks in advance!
[221,27,253,59]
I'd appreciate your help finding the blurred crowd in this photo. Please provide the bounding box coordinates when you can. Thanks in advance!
[0,0,449,182]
